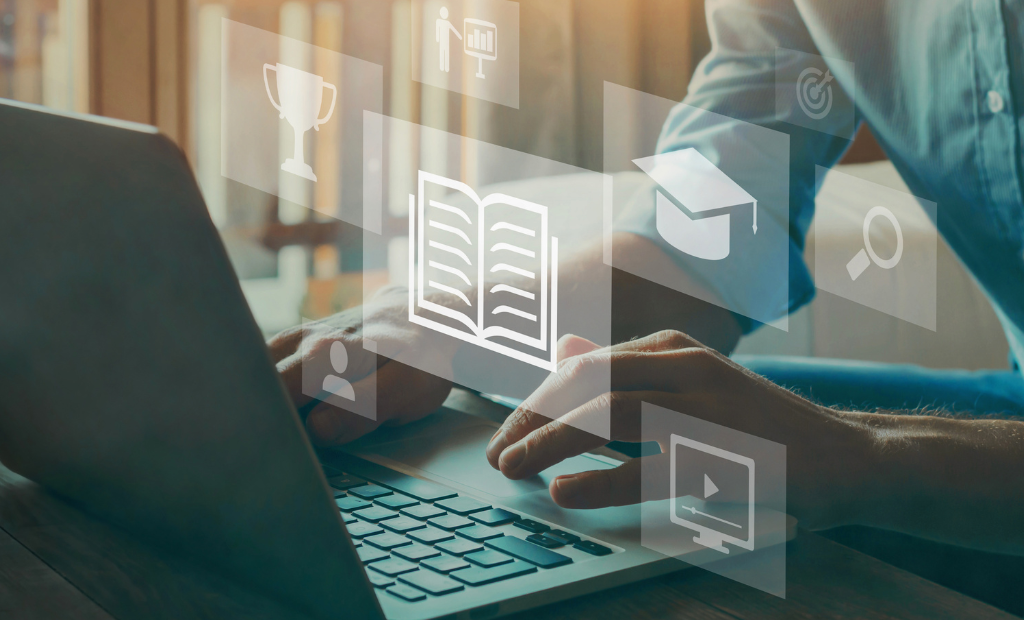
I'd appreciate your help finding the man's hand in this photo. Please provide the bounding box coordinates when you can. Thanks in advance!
[268,288,457,446]
[485,330,875,530]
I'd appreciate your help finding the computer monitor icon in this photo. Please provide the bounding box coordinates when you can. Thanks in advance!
[463,18,497,78]
[669,434,755,554]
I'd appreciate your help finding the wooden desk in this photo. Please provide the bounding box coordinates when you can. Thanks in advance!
[0,463,1016,620]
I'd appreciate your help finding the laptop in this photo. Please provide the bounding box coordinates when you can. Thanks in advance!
[0,98,793,620]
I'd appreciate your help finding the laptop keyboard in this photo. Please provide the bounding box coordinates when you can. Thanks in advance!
[324,468,616,604]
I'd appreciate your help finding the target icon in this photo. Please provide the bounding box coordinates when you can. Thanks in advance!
[796,66,834,120]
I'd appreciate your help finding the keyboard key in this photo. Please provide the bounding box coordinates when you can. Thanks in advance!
[574,540,613,556]
[421,555,471,574]
[401,504,446,521]
[435,496,491,516]
[393,543,441,562]
[375,494,419,510]
[381,516,427,534]
[369,472,458,502]
[456,525,503,542]
[407,527,454,545]
[369,558,419,577]
[436,539,483,556]
[465,549,513,568]
[544,530,581,546]
[357,546,389,564]
[398,570,465,596]
[353,506,399,523]
[485,537,573,569]
[367,572,394,588]
[336,496,371,512]
[526,533,563,549]
[364,533,412,551]
[513,519,550,534]
[349,484,393,500]
[386,584,426,602]
[428,515,474,531]
[341,513,357,524]
[328,474,367,490]
[346,522,384,539]
[331,488,347,499]
[450,560,537,586]
[470,508,520,526]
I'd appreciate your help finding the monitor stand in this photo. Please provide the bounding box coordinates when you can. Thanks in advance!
[693,532,730,554]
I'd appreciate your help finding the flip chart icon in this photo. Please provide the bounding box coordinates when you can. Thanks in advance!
[634,149,757,261]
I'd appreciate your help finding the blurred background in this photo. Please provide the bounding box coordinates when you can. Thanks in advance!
[0,0,1008,369]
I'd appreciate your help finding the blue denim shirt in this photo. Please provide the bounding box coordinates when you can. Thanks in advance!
[644,0,1024,364]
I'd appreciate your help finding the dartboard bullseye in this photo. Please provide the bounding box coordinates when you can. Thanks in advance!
[796,66,834,120]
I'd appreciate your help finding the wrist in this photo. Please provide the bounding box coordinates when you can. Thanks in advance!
[794,408,884,529]
[836,411,901,528]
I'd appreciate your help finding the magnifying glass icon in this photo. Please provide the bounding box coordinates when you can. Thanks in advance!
[846,206,903,281]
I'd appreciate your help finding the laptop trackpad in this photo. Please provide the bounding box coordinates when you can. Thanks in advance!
[367,423,615,498]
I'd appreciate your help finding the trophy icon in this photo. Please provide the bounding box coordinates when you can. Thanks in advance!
[263,62,337,182]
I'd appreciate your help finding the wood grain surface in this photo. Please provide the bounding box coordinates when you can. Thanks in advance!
[0,526,114,620]
[0,465,314,620]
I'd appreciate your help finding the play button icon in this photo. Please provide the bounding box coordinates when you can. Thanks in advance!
[704,474,719,499]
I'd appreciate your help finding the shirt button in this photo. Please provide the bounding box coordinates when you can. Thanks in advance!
[987,90,1005,113]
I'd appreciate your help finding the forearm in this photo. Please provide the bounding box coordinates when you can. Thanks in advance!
[854,412,1024,554]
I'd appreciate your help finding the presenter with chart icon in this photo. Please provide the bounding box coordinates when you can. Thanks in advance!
[412,0,519,108]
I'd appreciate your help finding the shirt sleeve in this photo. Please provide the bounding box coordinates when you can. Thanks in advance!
[616,0,856,333]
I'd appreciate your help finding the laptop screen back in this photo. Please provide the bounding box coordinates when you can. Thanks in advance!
[0,99,381,620]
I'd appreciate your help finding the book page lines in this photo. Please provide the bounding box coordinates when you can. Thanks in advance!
[489,283,535,300]
[428,220,473,245]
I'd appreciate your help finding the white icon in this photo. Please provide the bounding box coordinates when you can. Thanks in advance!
[846,206,904,281]
[704,474,719,499]
[436,7,463,73]
[464,18,497,78]
[633,148,757,261]
[322,341,355,401]
[796,66,834,120]
[409,170,558,372]
[435,6,496,79]
[670,434,755,554]
[263,62,338,182]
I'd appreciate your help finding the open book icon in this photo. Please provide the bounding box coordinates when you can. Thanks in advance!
[409,171,558,372]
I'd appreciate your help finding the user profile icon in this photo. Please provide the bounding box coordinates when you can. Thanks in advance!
[322,341,355,401]
[300,318,377,421]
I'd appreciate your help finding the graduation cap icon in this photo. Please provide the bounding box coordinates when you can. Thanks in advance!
[633,148,757,261]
